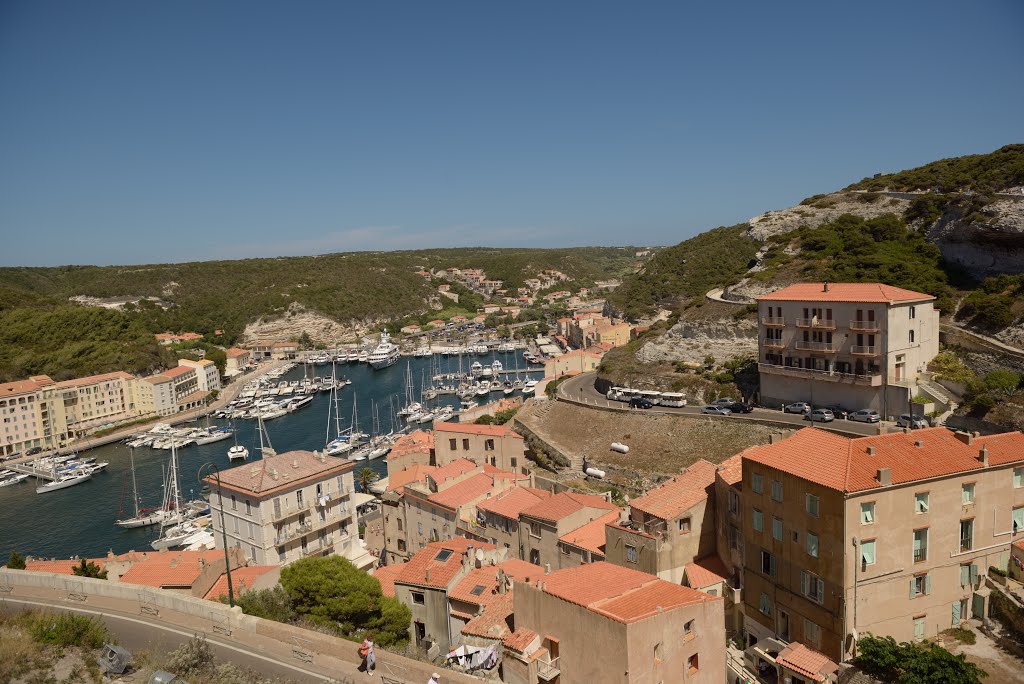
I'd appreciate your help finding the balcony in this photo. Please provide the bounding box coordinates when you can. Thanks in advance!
[272,501,313,522]
[762,338,786,349]
[761,316,786,327]
[538,657,560,681]
[849,320,881,332]
[851,345,879,356]
[275,522,314,545]
[914,548,927,563]
[794,340,837,353]
[758,363,882,387]
[796,318,836,330]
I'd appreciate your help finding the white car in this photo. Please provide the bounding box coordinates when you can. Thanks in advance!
[784,402,811,414]
[897,414,928,429]
[702,405,732,416]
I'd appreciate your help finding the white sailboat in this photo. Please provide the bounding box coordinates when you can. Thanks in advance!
[115,447,168,528]
[36,469,92,494]
[325,363,353,456]
[228,417,249,461]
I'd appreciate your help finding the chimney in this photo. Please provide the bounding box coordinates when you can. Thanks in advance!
[170,558,177,569]
[823,281,830,292]
[867,446,876,456]
[769,433,782,445]
[914,439,923,448]
[955,431,974,446]
[292,459,299,469]
[978,447,989,466]
[544,563,551,575]
[876,468,891,486]
[425,568,430,583]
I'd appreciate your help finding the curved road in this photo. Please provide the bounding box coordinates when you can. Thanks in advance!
[556,372,886,437]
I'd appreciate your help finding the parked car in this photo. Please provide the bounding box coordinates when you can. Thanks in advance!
[824,405,850,420]
[897,414,929,429]
[805,409,835,423]
[849,409,881,423]
[702,405,732,416]
[629,397,654,409]
[784,402,811,414]
[26,446,43,456]
[726,402,754,414]
[713,397,736,406]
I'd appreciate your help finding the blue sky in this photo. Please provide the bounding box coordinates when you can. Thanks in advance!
[1,1,1022,266]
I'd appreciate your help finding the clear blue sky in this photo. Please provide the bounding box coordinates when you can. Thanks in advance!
[1,1,1022,266]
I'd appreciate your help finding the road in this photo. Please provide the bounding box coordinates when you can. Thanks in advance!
[556,372,886,437]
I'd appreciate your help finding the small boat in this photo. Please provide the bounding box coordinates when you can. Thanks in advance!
[0,472,29,487]
[36,470,92,494]
[416,411,436,424]
[522,380,538,396]
[195,427,233,445]
[228,445,249,461]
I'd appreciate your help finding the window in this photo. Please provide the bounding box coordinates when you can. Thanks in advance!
[625,544,637,563]
[761,550,776,577]
[728,490,740,515]
[231,495,237,511]
[679,517,691,534]
[485,439,495,451]
[296,490,304,507]
[771,480,783,502]
[753,509,763,532]
[805,619,821,648]
[683,619,695,639]
[1015,468,1024,489]
[250,545,257,562]
[960,519,974,552]
[806,532,819,558]
[397,518,403,531]
[909,306,916,319]
[449,438,457,450]
[913,615,926,640]
[772,517,783,541]
[687,653,699,674]
[801,570,824,604]
[915,492,929,514]
[560,543,570,555]
[806,493,819,518]
[752,473,764,495]
[397,539,406,552]
[434,548,452,562]
[462,439,470,450]
[1014,506,1024,534]
[912,528,928,562]
[247,521,254,539]
[759,592,772,616]
[245,500,252,516]
[961,563,978,588]
[417,522,423,536]
[861,540,876,566]
[911,573,931,598]
[412,591,425,605]
[530,521,541,538]
[653,641,662,665]
[962,483,975,505]
[909,330,915,343]
[861,501,875,524]
[729,525,740,550]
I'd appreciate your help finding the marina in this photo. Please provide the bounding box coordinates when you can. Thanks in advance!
[0,350,542,562]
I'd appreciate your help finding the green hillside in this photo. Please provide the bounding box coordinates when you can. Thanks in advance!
[848,144,1024,193]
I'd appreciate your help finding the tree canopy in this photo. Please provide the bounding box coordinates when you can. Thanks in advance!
[854,635,987,684]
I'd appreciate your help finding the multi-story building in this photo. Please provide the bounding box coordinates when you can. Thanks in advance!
[740,426,1024,661]
[224,347,252,375]
[134,375,176,416]
[205,449,370,568]
[518,491,618,568]
[177,359,222,393]
[543,349,604,379]
[385,429,435,472]
[605,460,718,584]
[433,422,527,474]
[0,379,45,457]
[474,487,552,555]
[504,561,725,684]
[755,282,940,413]
[156,365,207,411]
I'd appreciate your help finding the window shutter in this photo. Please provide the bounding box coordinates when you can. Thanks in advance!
[817,578,824,603]
[970,564,979,584]
[925,574,932,595]
[909,578,916,599]
[960,565,970,587]
[801,571,808,596]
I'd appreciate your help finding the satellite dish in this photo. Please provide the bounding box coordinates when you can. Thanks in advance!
[475,548,485,562]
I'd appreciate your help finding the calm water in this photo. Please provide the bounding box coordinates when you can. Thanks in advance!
[0,352,540,561]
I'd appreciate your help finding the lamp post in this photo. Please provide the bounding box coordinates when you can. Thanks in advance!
[199,462,234,608]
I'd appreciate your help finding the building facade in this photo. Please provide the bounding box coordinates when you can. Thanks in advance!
[433,422,527,474]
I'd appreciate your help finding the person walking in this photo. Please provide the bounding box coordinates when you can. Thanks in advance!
[358,634,376,676]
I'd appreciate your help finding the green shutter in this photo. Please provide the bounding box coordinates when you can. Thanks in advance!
[910,578,916,599]
[925,574,932,595]
[970,564,979,584]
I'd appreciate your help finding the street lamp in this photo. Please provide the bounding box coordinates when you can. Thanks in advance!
[198,462,234,608]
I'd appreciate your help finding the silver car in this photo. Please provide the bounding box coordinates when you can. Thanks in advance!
[897,414,928,429]
[805,409,835,423]
[784,402,811,414]
[849,409,881,423]
[713,397,736,406]
[702,405,732,416]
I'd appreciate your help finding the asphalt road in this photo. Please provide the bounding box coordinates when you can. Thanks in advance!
[556,372,886,437]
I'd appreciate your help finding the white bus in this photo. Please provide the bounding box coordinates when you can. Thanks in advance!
[637,390,663,406]
[660,392,687,408]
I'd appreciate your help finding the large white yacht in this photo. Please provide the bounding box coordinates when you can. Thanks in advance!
[368,331,401,369]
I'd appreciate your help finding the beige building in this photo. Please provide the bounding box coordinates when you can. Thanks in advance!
[504,561,725,684]
[0,379,46,457]
[518,491,618,568]
[605,460,718,584]
[177,359,222,393]
[543,349,603,379]
[740,427,1024,661]
[756,282,940,414]
[205,449,371,569]
[158,365,207,411]
[135,375,176,416]
[224,347,252,375]
[434,422,527,474]
[473,486,552,555]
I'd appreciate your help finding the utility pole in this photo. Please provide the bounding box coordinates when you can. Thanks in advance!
[200,463,234,608]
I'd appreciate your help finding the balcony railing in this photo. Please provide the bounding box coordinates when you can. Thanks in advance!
[272,501,312,522]
[761,316,786,327]
[757,363,882,386]
[538,657,560,681]
[762,338,786,349]
[275,522,314,545]
[796,318,836,329]
[851,345,879,356]
[914,548,927,563]
[794,341,837,353]
[849,320,881,332]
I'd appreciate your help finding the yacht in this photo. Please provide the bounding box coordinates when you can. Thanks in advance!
[0,472,29,487]
[522,380,538,396]
[414,346,431,358]
[228,445,249,461]
[36,469,92,494]
[194,427,233,445]
[368,331,401,369]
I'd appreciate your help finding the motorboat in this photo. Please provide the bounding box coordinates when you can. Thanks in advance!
[368,331,401,369]
[476,381,491,397]
[228,445,249,461]
[522,380,538,396]
[194,427,233,445]
[0,472,29,487]
[416,410,436,424]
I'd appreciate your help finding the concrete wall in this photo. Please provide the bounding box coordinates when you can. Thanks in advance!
[433,429,526,473]
[605,527,661,578]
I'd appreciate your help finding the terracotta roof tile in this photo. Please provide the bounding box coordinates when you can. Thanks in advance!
[716,454,744,487]
[159,365,194,379]
[387,430,434,460]
[756,282,934,303]
[533,562,718,624]
[449,559,542,606]
[462,592,515,639]
[203,566,276,600]
[118,550,224,589]
[429,473,501,509]
[209,450,353,496]
[25,558,103,575]
[744,427,1024,493]
[502,627,538,653]
[434,422,524,439]
[521,491,617,523]
[559,510,620,556]
[776,642,839,681]
[371,563,406,598]
[684,555,730,589]
[630,460,717,520]
[477,487,551,520]
[386,464,437,493]
[395,538,495,589]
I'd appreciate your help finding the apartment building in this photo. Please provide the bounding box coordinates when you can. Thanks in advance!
[473,486,551,554]
[756,282,940,413]
[504,562,725,684]
[543,349,604,379]
[135,375,176,416]
[0,379,45,457]
[205,449,369,569]
[519,491,618,568]
[157,365,206,411]
[386,429,435,473]
[177,359,222,393]
[224,347,252,375]
[740,427,1024,662]
[605,460,718,584]
[433,422,527,474]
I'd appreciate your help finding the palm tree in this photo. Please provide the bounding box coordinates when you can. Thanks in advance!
[356,467,379,493]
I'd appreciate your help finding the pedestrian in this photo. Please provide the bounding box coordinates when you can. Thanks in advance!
[428,673,440,684]
[358,634,376,676]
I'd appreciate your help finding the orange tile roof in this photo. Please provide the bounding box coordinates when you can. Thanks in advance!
[225,347,250,358]
[684,555,730,589]
[502,627,538,653]
[449,559,542,606]
[462,592,515,639]
[756,282,934,303]
[387,429,434,460]
[432,458,480,483]
[533,562,719,624]
[429,473,501,509]
[52,371,135,388]
[477,486,550,520]
[776,642,839,682]
[521,491,617,524]
[387,464,437,493]
[371,563,406,598]
[118,550,225,589]
[210,450,353,496]
[629,460,718,520]
[559,510,620,556]
[716,454,743,487]
[482,463,530,482]
[203,566,276,600]
[159,365,194,379]
[25,558,104,575]
[1014,539,1024,553]
[743,427,1024,493]
[395,538,495,589]
[434,422,524,439]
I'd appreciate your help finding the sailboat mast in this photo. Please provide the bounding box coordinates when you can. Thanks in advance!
[129,446,141,518]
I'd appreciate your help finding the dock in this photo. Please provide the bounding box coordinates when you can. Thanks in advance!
[5,462,58,482]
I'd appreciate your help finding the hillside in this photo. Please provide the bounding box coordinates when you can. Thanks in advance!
[0,247,639,382]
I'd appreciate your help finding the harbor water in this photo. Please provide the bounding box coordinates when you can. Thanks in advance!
[0,352,540,562]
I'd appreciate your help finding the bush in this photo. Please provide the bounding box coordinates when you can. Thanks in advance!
[232,586,296,623]
[280,556,387,635]
[990,565,1008,578]
[942,626,977,645]
[854,634,987,684]
[7,550,26,569]
[30,612,109,649]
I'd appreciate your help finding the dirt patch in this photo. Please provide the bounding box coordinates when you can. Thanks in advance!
[518,401,785,480]
[937,621,1024,684]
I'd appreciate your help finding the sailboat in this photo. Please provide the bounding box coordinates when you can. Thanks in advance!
[151,441,191,549]
[325,363,353,456]
[227,418,249,461]
[115,447,168,528]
